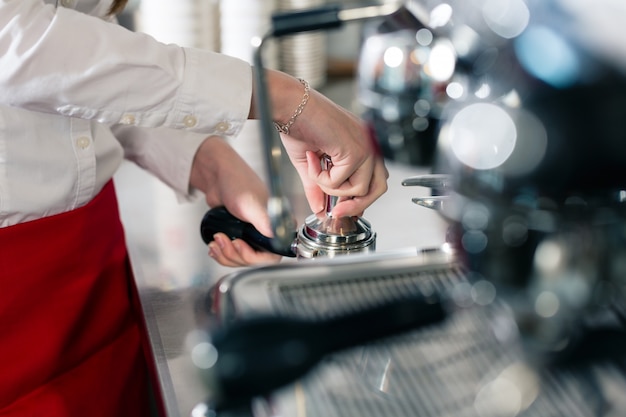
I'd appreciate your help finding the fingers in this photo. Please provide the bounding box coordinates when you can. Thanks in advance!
[306,151,373,197]
[306,147,387,204]
[208,233,282,267]
[300,170,326,215]
[330,157,389,218]
[229,197,274,238]
[305,150,388,218]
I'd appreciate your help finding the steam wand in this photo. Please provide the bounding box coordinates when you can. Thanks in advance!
[251,2,401,254]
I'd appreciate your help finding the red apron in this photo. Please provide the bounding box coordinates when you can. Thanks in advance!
[0,181,151,416]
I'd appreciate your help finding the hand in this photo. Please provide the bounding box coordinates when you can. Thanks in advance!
[190,136,282,267]
[251,70,389,218]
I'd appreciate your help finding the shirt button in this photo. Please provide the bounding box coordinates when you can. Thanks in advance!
[76,136,91,149]
[215,121,231,133]
[121,114,136,125]
[183,115,198,128]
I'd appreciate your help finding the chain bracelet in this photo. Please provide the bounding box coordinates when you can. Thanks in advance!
[273,78,310,135]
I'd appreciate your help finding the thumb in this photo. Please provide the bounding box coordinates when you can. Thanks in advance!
[228,197,274,238]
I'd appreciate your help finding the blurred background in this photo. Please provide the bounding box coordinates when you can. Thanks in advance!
[119,0,367,88]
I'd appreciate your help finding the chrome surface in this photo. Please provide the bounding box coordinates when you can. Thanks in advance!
[301,215,374,245]
[297,215,376,258]
[401,174,452,190]
[337,3,402,23]
[411,196,447,211]
[211,248,456,321]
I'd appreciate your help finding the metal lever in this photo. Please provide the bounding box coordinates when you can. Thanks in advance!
[271,3,402,37]
[401,174,452,189]
[412,196,448,211]
[402,174,452,212]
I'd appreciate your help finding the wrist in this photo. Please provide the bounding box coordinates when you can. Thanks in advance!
[251,69,311,132]
[273,78,310,135]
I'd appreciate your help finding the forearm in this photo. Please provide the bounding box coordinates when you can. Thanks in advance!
[189,136,273,237]
[113,125,207,200]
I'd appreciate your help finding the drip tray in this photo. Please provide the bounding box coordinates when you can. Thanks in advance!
[209,249,626,417]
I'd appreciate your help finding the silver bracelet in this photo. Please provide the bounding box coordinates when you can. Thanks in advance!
[273,78,310,135]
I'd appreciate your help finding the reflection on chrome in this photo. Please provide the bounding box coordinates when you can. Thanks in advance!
[448,103,517,170]
[482,0,530,39]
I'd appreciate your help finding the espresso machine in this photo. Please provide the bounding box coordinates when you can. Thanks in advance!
[193,1,626,416]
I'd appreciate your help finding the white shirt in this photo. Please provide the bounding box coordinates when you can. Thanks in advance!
[0,0,253,227]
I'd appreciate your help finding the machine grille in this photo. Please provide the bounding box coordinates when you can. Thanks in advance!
[255,263,626,417]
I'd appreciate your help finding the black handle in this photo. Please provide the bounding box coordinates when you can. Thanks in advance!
[271,5,342,37]
[200,206,297,258]
[205,294,446,410]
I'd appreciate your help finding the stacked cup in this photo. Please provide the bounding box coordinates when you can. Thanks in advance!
[219,0,279,68]
[136,0,219,50]
[276,0,327,88]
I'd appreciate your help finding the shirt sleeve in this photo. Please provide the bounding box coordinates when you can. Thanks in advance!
[112,124,208,201]
[0,0,252,138]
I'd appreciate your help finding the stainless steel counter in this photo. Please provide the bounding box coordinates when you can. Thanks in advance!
[114,80,449,417]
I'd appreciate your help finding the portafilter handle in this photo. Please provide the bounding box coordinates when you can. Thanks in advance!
[200,207,297,257]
